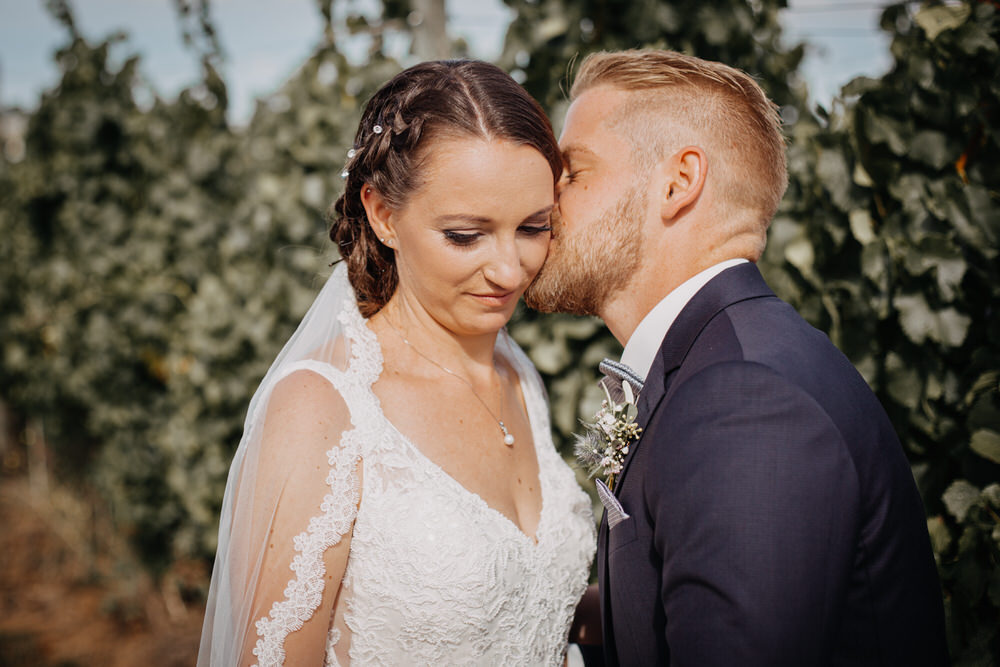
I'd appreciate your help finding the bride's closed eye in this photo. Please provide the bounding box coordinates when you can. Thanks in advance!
[442,230,482,247]
[439,205,552,248]
[520,206,554,235]
[442,225,550,248]
[518,224,552,236]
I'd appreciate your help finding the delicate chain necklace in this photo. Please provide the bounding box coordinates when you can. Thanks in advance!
[384,317,515,447]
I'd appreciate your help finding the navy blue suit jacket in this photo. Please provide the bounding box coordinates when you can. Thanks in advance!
[597,263,948,666]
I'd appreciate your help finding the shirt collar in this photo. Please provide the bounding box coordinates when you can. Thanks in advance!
[620,259,748,380]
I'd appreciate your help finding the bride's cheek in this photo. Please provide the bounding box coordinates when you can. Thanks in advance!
[527,242,550,280]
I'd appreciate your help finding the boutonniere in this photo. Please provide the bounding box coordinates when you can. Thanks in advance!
[574,379,642,492]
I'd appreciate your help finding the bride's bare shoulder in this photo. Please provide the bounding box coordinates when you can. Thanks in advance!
[262,366,353,452]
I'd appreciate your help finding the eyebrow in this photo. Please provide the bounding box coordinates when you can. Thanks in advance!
[436,205,553,226]
[561,144,599,163]
[436,213,492,225]
[523,205,554,223]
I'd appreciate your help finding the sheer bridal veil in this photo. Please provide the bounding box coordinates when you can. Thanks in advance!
[198,263,361,666]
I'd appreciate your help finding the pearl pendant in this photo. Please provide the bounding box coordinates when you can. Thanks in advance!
[500,421,515,446]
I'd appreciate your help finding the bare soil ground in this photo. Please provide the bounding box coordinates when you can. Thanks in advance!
[0,475,203,667]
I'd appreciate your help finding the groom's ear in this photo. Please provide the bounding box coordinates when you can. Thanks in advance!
[360,184,396,240]
[660,146,707,222]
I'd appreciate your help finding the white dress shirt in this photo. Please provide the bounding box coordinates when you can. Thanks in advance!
[620,259,749,381]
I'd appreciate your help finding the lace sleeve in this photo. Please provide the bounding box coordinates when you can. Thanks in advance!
[203,364,362,667]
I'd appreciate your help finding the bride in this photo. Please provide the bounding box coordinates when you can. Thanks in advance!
[197,60,596,666]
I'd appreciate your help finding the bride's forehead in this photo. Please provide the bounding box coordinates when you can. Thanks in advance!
[404,139,554,216]
[420,137,550,175]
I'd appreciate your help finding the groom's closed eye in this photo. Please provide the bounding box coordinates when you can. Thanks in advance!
[559,145,597,180]
[556,165,576,191]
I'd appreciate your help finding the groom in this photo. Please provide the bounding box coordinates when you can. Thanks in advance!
[527,50,948,666]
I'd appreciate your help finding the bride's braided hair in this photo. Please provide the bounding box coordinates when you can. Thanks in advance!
[329,60,562,318]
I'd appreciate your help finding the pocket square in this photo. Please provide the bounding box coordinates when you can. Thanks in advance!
[596,479,630,528]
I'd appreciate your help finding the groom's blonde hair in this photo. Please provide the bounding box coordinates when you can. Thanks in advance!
[571,50,787,255]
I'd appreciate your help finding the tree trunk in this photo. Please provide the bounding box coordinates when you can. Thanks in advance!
[410,0,449,60]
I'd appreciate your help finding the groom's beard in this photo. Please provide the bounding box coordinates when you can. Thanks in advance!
[525,187,644,316]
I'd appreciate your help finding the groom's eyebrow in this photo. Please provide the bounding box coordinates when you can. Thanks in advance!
[561,145,597,163]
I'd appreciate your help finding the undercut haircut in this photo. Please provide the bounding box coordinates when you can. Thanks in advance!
[571,49,787,240]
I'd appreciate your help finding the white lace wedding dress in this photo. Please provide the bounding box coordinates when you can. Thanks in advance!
[198,264,596,667]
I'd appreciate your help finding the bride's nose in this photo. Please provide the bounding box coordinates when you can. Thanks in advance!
[483,239,522,289]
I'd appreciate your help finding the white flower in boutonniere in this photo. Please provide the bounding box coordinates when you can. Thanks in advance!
[574,379,642,492]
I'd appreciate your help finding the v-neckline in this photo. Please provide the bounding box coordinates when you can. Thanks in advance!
[368,325,547,547]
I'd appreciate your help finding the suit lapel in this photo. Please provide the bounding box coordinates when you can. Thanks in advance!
[597,512,618,665]
[611,263,775,496]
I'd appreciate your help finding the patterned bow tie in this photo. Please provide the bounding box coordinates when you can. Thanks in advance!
[598,358,644,404]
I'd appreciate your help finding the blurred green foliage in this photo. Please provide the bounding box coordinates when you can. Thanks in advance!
[0,5,401,572]
[767,3,1000,659]
[0,0,997,661]
[499,0,805,117]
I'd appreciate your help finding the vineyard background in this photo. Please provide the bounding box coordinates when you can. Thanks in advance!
[0,0,997,664]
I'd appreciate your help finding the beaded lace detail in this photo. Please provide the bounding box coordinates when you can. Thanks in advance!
[252,296,595,666]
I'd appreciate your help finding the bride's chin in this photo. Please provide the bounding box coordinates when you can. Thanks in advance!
[453,310,518,337]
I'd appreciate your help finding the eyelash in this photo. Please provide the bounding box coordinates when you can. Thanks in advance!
[443,231,481,246]
[442,226,552,247]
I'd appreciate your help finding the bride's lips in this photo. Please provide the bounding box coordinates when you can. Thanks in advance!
[470,291,517,307]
